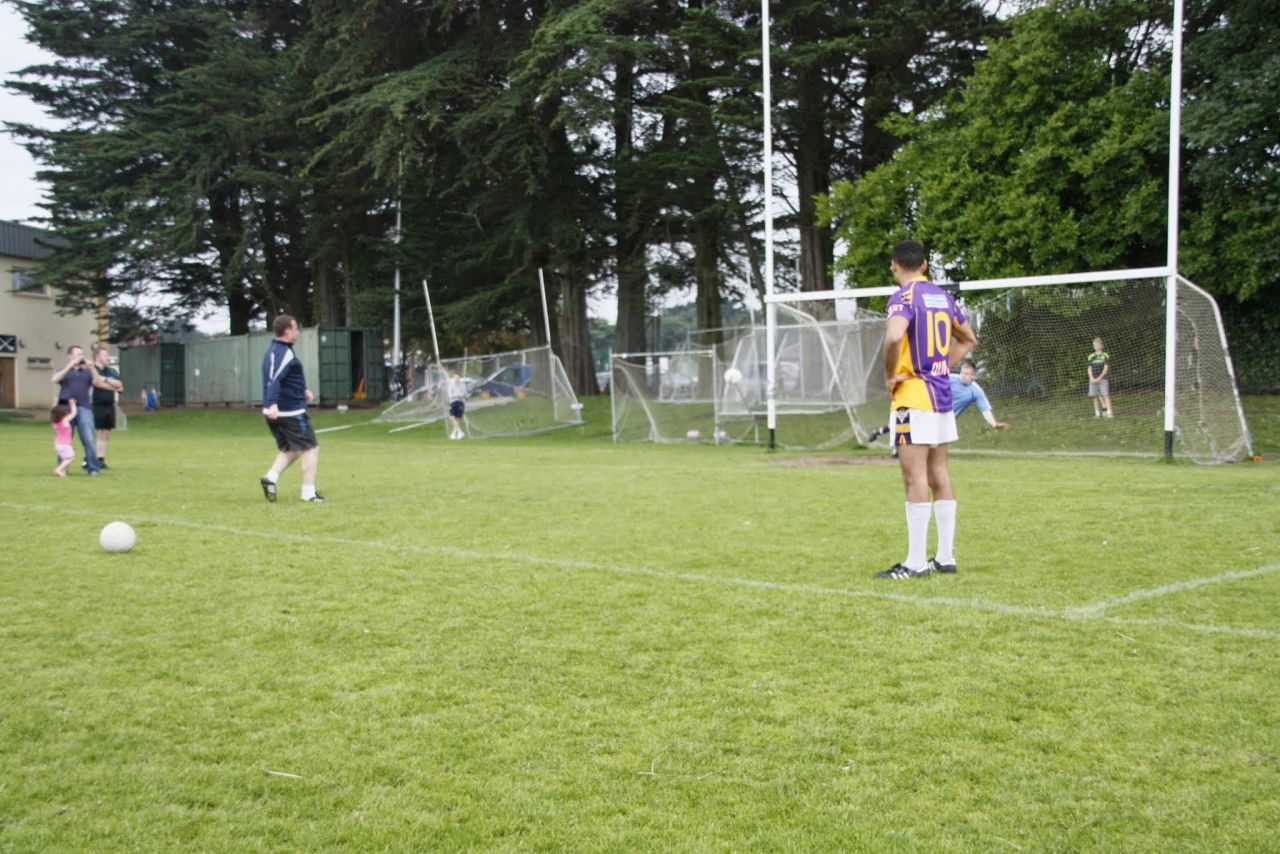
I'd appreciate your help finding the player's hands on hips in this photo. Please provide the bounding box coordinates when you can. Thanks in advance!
[886,374,911,394]
[266,403,279,420]
[305,388,313,403]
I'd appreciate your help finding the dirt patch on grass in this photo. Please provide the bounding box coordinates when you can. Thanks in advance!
[774,455,895,468]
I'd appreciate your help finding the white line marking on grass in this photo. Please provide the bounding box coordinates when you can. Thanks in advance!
[313,425,355,434]
[4,501,1277,641]
[1066,563,1280,616]
[388,421,434,433]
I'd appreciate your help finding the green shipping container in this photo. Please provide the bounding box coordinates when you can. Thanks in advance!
[185,336,252,405]
[119,342,184,405]
[317,327,383,403]
[118,326,380,408]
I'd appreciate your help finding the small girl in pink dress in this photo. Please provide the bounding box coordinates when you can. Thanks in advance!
[52,400,76,477]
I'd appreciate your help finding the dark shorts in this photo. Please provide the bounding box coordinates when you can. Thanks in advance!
[449,400,465,418]
[93,404,116,431]
[266,412,319,452]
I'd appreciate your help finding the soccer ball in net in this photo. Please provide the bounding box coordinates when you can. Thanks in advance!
[723,367,743,385]
[100,521,136,553]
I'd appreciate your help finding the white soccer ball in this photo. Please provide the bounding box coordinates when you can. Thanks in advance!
[723,367,743,385]
[686,429,701,441]
[99,521,136,554]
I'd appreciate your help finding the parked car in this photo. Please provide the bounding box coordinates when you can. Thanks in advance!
[475,363,533,397]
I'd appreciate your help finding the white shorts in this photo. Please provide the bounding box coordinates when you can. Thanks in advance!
[893,408,958,448]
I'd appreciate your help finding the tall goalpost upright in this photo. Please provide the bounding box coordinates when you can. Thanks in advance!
[1163,0,1184,459]
[761,0,777,450]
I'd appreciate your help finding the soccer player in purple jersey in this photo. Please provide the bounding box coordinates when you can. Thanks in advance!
[875,240,978,579]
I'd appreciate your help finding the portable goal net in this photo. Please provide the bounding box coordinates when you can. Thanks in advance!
[376,344,583,438]
[611,309,889,449]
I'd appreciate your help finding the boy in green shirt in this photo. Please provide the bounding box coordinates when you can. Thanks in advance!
[1088,337,1113,417]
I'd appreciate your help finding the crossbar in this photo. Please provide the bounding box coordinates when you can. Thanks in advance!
[764,266,1172,305]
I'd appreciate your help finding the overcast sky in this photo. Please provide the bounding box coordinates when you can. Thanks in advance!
[0,3,57,224]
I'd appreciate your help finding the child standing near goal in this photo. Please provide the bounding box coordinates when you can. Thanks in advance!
[1088,337,1113,417]
[51,400,76,477]
[447,373,467,440]
[876,240,978,580]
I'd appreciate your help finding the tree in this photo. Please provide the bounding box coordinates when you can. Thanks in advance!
[824,0,1279,306]
[7,0,318,334]
[770,0,996,308]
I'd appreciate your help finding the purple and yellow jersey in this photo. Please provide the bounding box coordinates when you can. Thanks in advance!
[886,280,966,412]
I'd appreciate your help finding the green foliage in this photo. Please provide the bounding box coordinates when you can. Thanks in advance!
[1181,0,1280,301]
[1220,291,1280,392]
[822,0,1278,387]
[826,1,1171,286]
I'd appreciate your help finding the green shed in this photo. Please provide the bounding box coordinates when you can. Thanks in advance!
[119,342,185,406]
[317,327,383,403]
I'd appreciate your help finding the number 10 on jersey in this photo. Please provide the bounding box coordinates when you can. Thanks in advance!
[926,310,951,358]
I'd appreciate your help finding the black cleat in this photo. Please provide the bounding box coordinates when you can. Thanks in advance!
[260,477,277,502]
[303,493,328,503]
[929,557,957,574]
[874,562,931,580]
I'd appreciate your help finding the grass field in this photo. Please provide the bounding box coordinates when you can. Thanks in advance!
[2,397,1278,849]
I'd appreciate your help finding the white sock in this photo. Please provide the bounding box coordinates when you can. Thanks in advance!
[301,484,316,500]
[933,500,957,564]
[263,470,279,484]
[905,502,931,570]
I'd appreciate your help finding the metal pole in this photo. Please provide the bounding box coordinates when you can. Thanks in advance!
[392,156,404,390]
[538,268,553,346]
[1163,0,1184,459]
[762,0,777,449]
[421,278,441,366]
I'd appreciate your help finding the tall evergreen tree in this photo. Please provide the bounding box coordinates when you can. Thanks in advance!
[7,0,316,334]
[769,0,996,308]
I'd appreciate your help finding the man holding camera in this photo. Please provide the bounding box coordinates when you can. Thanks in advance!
[51,345,102,476]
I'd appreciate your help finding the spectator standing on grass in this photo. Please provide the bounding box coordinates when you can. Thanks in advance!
[91,346,124,469]
[259,314,326,503]
[1088,336,1113,417]
[51,400,76,477]
[51,345,101,476]
[447,372,467,440]
[876,240,978,580]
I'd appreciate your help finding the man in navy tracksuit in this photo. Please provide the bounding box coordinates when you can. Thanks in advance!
[260,314,325,502]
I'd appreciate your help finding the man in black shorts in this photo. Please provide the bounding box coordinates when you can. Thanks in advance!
[91,346,124,468]
[259,314,325,502]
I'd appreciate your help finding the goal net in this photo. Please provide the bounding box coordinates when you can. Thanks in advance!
[376,344,583,438]
[614,309,888,449]
[767,272,1252,463]
[714,307,889,449]
[610,349,758,444]
[953,274,1250,461]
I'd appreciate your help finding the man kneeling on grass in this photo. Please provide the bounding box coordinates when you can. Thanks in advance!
[260,314,326,503]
